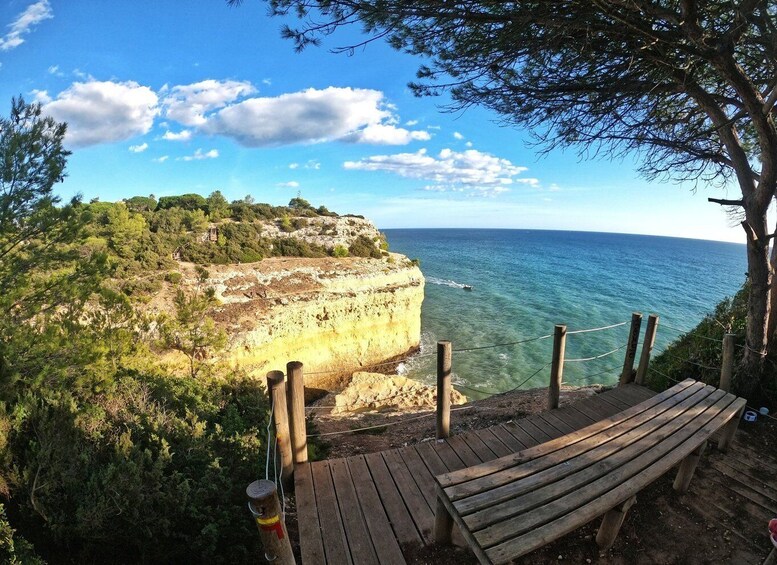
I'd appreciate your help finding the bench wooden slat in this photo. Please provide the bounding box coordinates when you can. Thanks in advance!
[311,461,352,565]
[347,456,407,565]
[482,396,746,563]
[295,463,327,565]
[364,452,423,546]
[329,458,380,565]
[463,387,727,529]
[440,380,704,496]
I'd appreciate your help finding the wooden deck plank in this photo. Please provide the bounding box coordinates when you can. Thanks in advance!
[329,458,380,565]
[347,456,407,565]
[475,428,513,458]
[414,442,450,475]
[382,449,435,544]
[432,439,467,472]
[611,384,656,405]
[311,461,352,565]
[501,421,541,448]
[490,424,529,452]
[536,410,576,435]
[708,460,777,514]
[447,435,483,466]
[710,457,777,504]
[398,445,438,510]
[460,430,500,461]
[595,391,633,411]
[295,463,326,565]
[514,416,555,443]
[571,396,619,421]
[364,452,423,547]
[552,405,596,429]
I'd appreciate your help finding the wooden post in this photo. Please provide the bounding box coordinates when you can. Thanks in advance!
[635,314,659,385]
[673,440,707,492]
[434,489,454,545]
[437,341,452,439]
[619,312,643,385]
[720,333,735,392]
[247,479,296,565]
[267,371,293,486]
[596,495,636,550]
[286,361,307,465]
[548,324,567,410]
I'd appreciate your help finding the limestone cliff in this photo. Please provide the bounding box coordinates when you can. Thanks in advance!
[166,255,424,388]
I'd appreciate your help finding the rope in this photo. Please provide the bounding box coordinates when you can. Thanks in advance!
[661,324,723,343]
[302,352,437,376]
[564,344,627,363]
[566,321,629,335]
[306,406,474,437]
[649,366,682,384]
[454,333,553,353]
[265,398,274,481]
[451,363,552,397]
[746,405,777,422]
[665,352,721,371]
[566,363,622,383]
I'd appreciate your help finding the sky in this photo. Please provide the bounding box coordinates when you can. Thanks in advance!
[0,0,752,243]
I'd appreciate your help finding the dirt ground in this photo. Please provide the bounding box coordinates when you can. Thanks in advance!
[285,386,777,564]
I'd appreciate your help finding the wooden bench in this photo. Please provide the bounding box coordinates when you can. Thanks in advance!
[433,379,746,564]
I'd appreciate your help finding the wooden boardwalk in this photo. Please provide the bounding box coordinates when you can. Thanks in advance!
[294,384,656,564]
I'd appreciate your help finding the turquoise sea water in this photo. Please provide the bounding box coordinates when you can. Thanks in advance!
[383,229,747,396]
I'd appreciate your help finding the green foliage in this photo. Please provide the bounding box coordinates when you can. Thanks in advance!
[272,237,327,258]
[0,503,45,564]
[278,215,294,232]
[206,190,230,221]
[348,235,382,258]
[332,245,349,258]
[156,194,208,212]
[158,268,227,378]
[288,196,312,211]
[123,195,156,213]
[316,205,338,217]
[165,271,183,284]
[644,284,777,402]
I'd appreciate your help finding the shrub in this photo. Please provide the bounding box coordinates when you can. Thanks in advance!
[348,235,382,259]
[332,245,349,258]
[164,271,183,284]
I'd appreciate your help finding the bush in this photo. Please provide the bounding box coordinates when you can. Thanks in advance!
[7,371,269,563]
[332,245,349,258]
[348,235,381,259]
[164,271,183,284]
[271,238,327,258]
[278,216,294,233]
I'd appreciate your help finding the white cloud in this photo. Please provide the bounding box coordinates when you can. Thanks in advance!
[262,78,272,86]
[405,119,419,126]
[453,131,464,140]
[0,0,53,51]
[548,184,561,192]
[288,162,299,169]
[43,80,159,147]
[47,64,62,76]
[163,79,256,126]
[153,155,169,163]
[343,148,538,196]
[277,181,300,188]
[30,89,50,104]
[304,160,321,170]
[179,148,219,161]
[129,142,148,153]
[465,141,473,148]
[162,129,192,141]
[203,86,429,147]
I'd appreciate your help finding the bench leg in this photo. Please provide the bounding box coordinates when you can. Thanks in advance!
[596,496,636,550]
[673,440,707,493]
[717,406,744,452]
[434,494,454,545]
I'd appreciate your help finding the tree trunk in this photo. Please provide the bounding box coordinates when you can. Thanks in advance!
[740,208,771,398]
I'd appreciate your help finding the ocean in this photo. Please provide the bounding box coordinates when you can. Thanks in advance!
[383,229,747,396]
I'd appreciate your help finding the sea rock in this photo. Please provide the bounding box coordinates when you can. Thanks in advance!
[331,372,466,413]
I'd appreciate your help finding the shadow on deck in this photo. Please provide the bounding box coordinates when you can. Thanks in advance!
[294,384,657,564]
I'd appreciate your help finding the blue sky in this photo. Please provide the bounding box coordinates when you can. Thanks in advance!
[0,0,749,243]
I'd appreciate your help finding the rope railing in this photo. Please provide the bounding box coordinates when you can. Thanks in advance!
[564,344,627,363]
[566,321,629,335]
[305,406,474,437]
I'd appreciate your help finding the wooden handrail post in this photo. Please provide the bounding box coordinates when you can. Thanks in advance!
[437,340,452,439]
[286,361,308,464]
[247,479,296,565]
[548,324,567,410]
[720,333,735,392]
[619,312,643,385]
[266,370,293,486]
[635,314,659,385]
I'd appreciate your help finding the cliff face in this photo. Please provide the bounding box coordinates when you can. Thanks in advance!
[172,255,424,388]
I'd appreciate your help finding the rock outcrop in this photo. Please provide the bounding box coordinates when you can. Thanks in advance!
[328,372,466,413]
[162,255,424,388]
